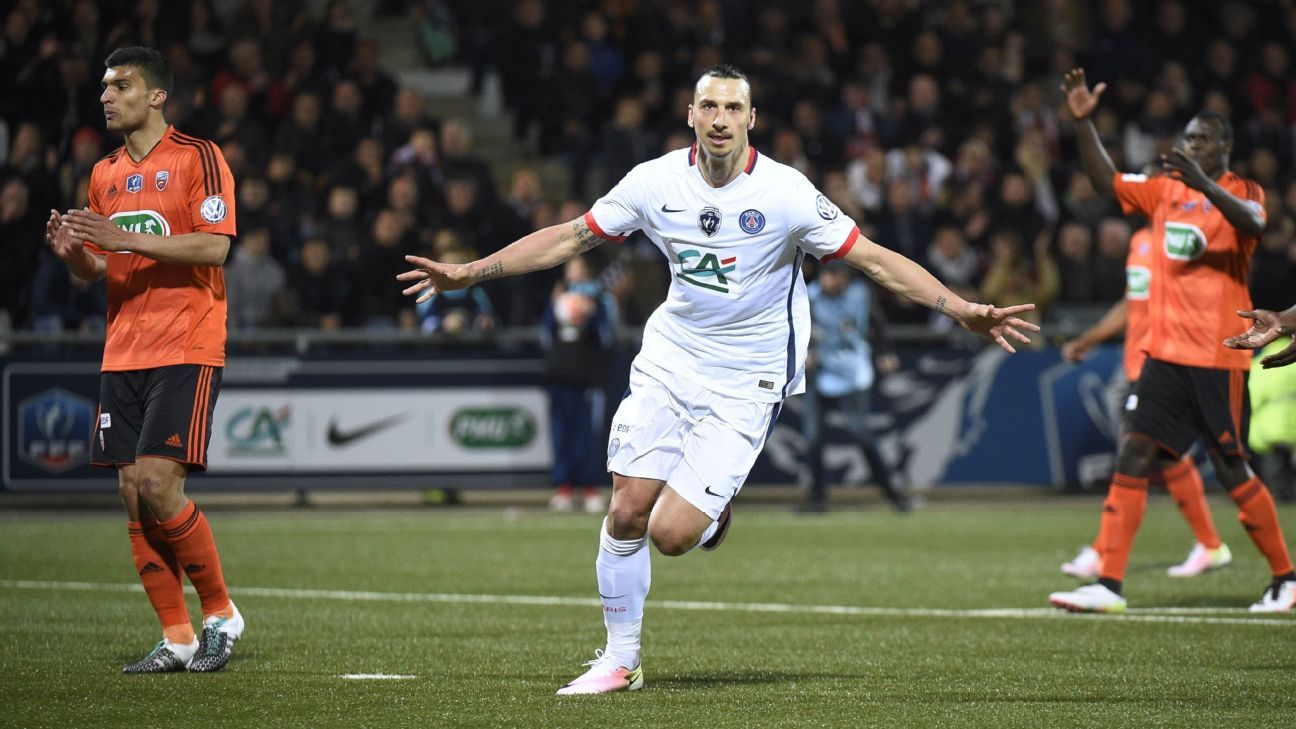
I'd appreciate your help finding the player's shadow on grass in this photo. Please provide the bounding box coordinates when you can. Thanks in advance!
[652,671,865,690]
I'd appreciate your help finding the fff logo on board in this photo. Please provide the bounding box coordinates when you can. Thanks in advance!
[18,388,94,473]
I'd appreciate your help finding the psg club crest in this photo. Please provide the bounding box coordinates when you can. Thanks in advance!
[155,170,169,191]
[739,209,765,234]
[698,206,722,238]
[126,174,143,193]
[18,388,94,473]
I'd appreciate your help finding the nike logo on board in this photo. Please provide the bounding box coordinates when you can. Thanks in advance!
[327,414,409,446]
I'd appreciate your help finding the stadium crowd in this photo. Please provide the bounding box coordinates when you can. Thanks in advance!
[1,0,1294,337]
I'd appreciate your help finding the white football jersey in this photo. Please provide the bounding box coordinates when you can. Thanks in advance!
[585,146,859,403]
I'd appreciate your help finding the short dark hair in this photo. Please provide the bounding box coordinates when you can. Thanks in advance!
[702,64,748,84]
[1191,110,1233,144]
[104,47,172,94]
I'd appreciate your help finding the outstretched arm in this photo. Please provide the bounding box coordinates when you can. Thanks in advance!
[1061,68,1117,198]
[1062,299,1128,363]
[398,217,603,303]
[841,235,1039,353]
[1225,305,1296,368]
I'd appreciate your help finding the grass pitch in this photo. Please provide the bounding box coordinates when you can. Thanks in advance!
[1,495,1293,728]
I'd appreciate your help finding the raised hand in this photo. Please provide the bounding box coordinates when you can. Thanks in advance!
[1061,68,1106,121]
[396,254,477,304]
[958,302,1040,354]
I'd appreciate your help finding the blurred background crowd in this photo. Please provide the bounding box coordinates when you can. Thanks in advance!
[1,0,1294,342]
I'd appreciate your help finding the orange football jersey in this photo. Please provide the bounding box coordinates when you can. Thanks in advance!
[87,126,237,371]
[1111,171,1263,371]
[1122,226,1153,381]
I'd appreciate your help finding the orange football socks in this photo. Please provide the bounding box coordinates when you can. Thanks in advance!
[160,501,233,619]
[1096,473,1149,585]
[128,519,193,644]
[1162,456,1222,550]
[1229,478,1294,577]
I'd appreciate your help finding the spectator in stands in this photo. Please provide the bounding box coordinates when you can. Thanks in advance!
[349,38,398,126]
[354,209,418,330]
[209,37,287,123]
[844,146,887,216]
[1093,217,1132,303]
[1062,169,1117,230]
[318,184,366,262]
[1,177,44,327]
[600,96,657,191]
[265,151,313,238]
[1055,222,1099,304]
[980,228,1058,333]
[274,91,329,176]
[325,78,369,154]
[541,255,615,513]
[873,177,933,263]
[926,225,980,295]
[225,227,286,331]
[439,119,497,209]
[381,87,437,154]
[279,236,348,330]
[211,83,267,167]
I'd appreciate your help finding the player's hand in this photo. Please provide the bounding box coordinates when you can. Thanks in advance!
[1224,309,1286,349]
[1061,68,1105,121]
[1159,148,1210,192]
[1223,308,1296,368]
[47,208,86,260]
[958,302,1040,354]
[397,254,475,304]
[62,207,129,251]
[1060,338,1091,363]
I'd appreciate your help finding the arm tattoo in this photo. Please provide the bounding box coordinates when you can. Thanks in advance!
[573,219,603,253]
[935,296,949,316]
[478,261,504,281]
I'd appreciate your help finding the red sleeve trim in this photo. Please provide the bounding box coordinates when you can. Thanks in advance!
[820,226,860,261]
[583,211,626,242]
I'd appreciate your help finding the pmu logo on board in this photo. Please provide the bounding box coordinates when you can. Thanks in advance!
[18,389,94,472]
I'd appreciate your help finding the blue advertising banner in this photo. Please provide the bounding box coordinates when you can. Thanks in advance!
[2,347,1126,492]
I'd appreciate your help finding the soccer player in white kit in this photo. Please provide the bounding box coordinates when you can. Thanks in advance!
[398,65,1039,695]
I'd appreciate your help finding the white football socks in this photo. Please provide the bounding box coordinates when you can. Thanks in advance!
[596,518,649,666]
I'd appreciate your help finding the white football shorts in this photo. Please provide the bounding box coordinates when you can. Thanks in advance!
[606,358,781,520]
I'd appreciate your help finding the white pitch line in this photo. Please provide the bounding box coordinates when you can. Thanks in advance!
[1,579,1292,628]
[339,674,416,680]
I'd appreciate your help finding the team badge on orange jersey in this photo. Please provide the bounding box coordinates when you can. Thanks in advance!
[155,170,168,191]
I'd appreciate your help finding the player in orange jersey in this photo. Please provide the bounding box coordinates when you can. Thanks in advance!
[45,47,245,671]
[1059,223,1231,580]
[1048,68,1294,614]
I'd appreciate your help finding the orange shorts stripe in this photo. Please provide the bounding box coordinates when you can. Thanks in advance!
[195,366,212,464]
